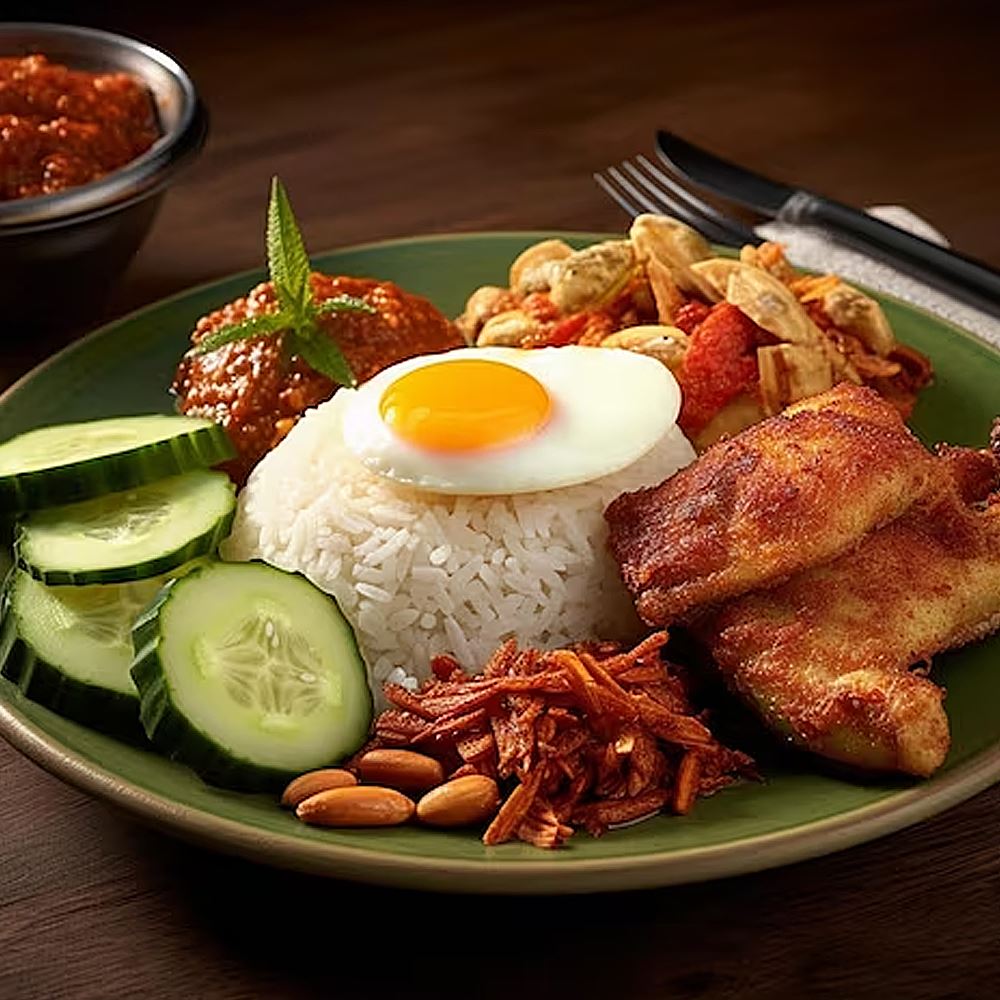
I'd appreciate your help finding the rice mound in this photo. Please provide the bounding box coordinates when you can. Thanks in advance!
[222,393,694,695]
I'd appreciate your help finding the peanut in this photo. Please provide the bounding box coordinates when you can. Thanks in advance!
[356,749,444,792]
[296,786,414,827]
[416,775,501,828]
[280,768,357,809]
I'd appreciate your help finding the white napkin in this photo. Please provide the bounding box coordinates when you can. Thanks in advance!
[757,207,1000,347]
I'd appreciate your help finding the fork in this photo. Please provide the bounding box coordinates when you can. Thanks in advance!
[594,153,761,248]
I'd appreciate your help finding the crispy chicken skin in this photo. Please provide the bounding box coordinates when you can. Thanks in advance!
[699,495,1000,776]
[606,384,944,626]
[936,443,1000,503]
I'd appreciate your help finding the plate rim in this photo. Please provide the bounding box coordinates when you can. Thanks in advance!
[3,230,1000,894]
[4,693,999,893]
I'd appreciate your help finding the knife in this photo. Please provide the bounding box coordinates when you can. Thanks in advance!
[656,130,1000,313]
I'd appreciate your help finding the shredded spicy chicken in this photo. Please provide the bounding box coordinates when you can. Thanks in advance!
[357,633,755,848]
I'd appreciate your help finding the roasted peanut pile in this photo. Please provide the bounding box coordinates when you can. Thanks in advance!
[293,633,753,849]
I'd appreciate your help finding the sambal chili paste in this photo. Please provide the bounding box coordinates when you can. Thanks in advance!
[173,275,464,483]
[0,54,159,201]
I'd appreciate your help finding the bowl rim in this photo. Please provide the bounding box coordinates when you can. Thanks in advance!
[0,21,204,230]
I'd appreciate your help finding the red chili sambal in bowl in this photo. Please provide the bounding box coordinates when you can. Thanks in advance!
[0,24,205,332]
[0,54,160,201]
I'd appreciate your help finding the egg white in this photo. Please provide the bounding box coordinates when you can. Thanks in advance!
[339,345,681,495]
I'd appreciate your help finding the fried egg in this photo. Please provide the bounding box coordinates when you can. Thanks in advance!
[340,345,681,494]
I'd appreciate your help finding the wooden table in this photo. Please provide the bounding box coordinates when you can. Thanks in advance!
[3,2,999,997]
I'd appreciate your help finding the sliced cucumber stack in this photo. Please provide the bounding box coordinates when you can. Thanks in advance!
[0,414,235,513]
[16,470,236,585]
[0,568,178,739]
[0,412,240,739]
[131,561,373,791]
[0,413,377,789]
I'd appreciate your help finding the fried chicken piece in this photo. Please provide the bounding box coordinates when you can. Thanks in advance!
[699,494,1000,776]
[936,442,1000,503]
[606,383,945,625]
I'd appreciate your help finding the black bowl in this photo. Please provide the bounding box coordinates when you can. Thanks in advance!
[0,23,208,332]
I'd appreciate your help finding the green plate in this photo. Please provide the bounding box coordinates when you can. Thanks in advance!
[2,233,999,894]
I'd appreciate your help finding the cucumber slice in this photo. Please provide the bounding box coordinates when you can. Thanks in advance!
[0,568,174,739]
[16,470,236,586]
[0,415,235,512]
[131,561,373,791]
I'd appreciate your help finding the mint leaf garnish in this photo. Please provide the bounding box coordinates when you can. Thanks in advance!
[267,176,312,315]
[187,177,371,386]
[317,294,376,317]
[191,312,285,356]
[293,324,357,388]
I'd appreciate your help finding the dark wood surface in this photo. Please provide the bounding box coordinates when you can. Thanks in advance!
[2,2,999,997]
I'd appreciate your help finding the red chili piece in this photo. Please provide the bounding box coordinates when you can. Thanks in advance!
[677,303,762,436]
[673,300,712,335]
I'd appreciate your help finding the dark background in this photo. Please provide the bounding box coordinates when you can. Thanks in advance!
[7,0,1000,316]
[2,2,1000,998]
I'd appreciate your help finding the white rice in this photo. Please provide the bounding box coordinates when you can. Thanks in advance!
[222,393,694,696]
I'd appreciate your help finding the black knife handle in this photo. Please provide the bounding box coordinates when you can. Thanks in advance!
[783,192,1000,312]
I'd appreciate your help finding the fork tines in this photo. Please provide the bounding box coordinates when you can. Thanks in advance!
[595,154,760,248]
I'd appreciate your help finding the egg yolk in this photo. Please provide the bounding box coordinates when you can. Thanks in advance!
[379,359,552,452]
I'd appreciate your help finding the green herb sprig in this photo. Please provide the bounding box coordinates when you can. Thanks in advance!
[191,177,374,386]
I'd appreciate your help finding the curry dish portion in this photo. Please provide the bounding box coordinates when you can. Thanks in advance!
[457,215,933,448]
